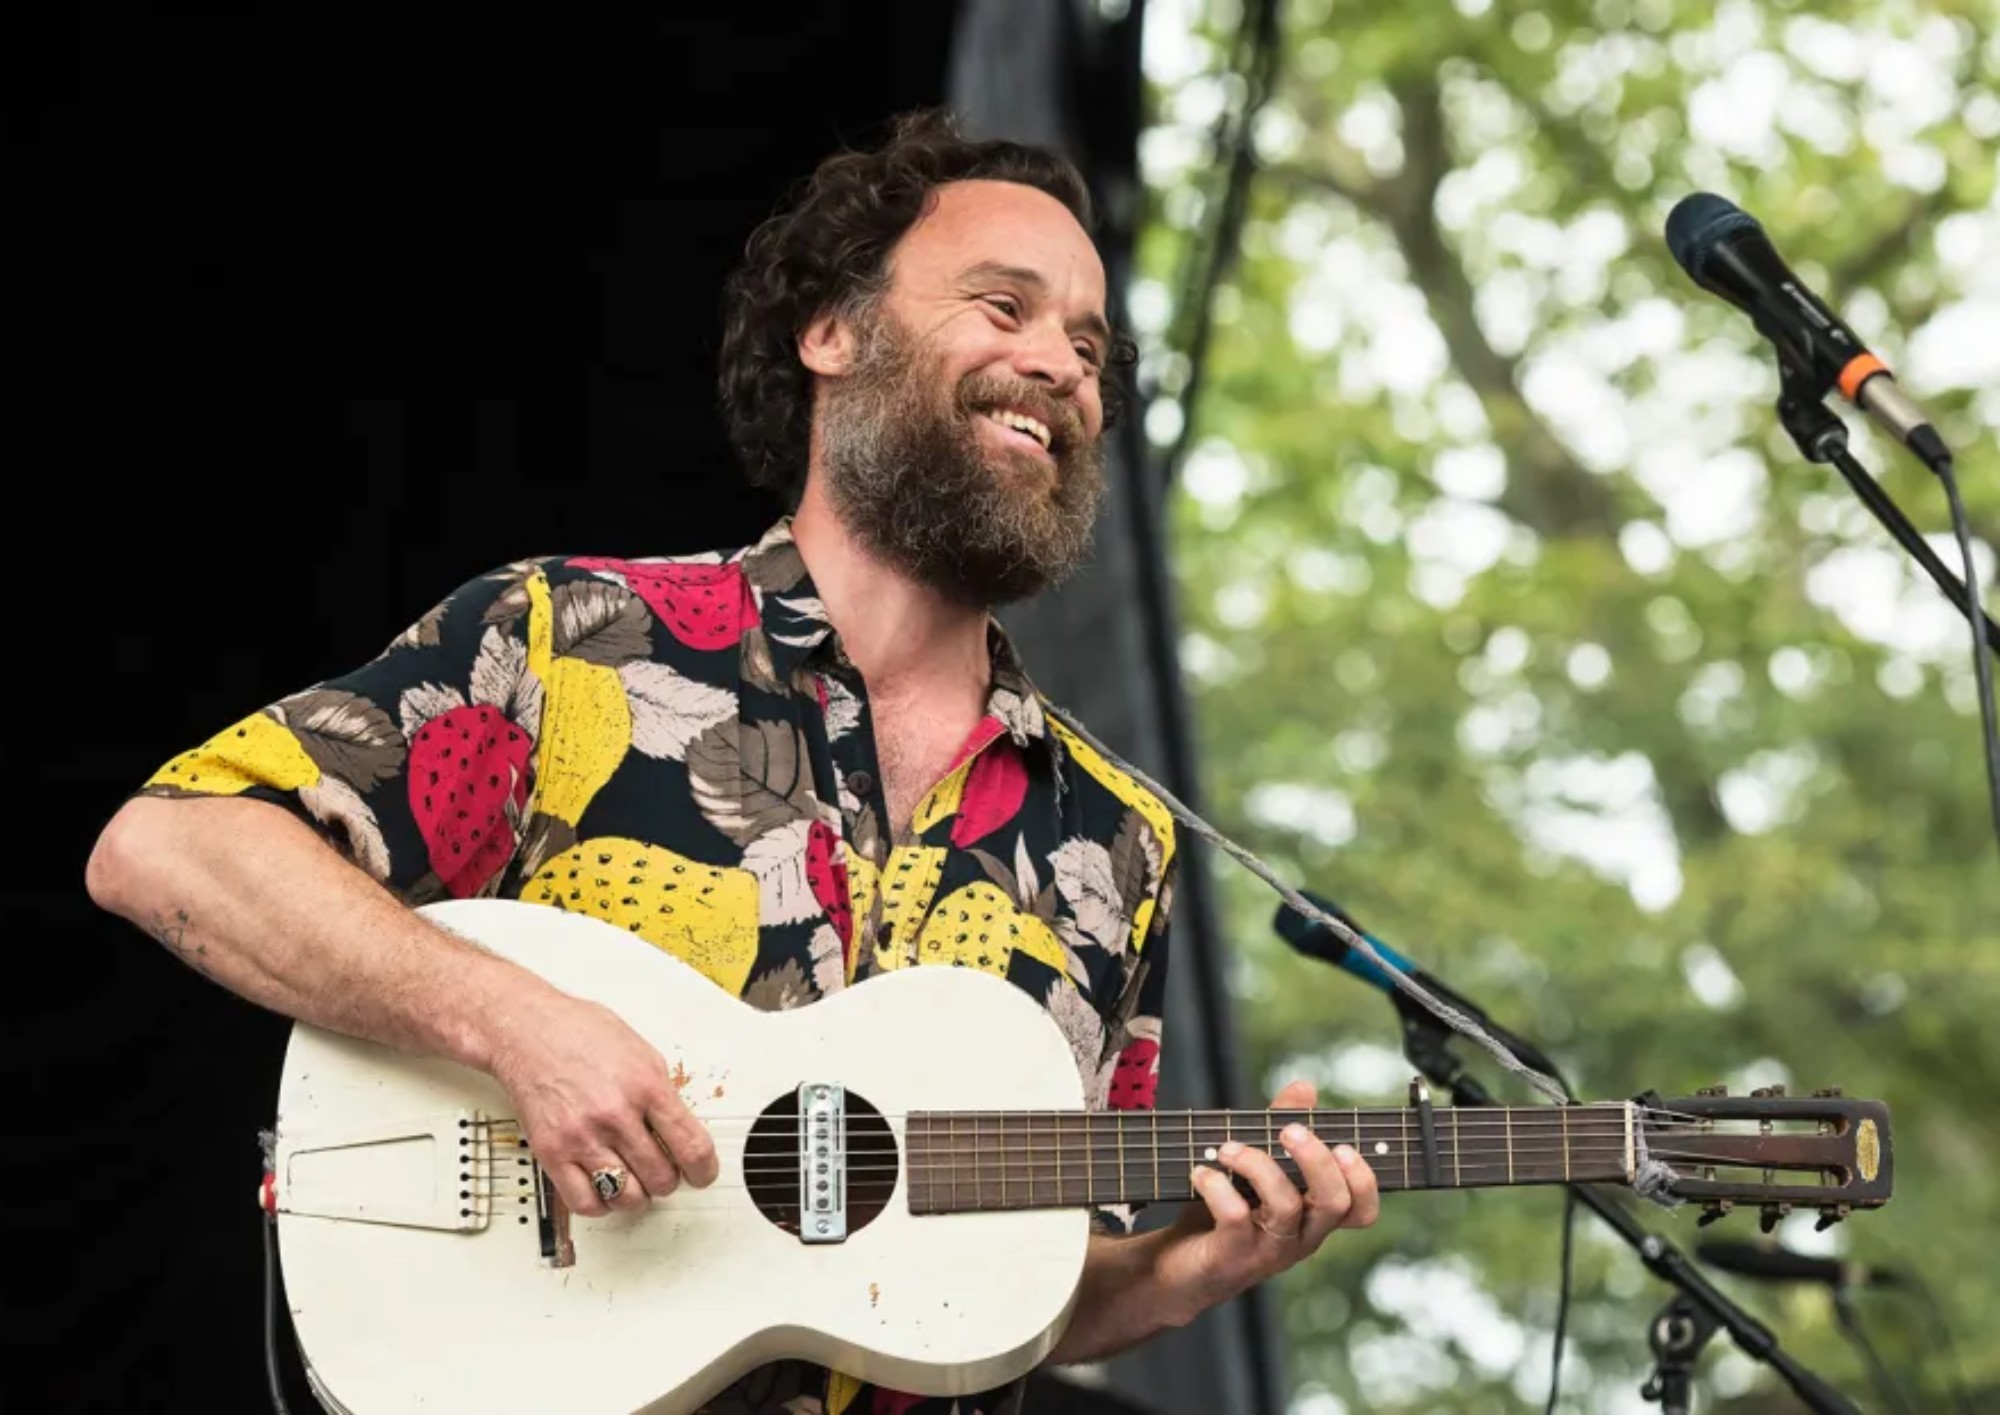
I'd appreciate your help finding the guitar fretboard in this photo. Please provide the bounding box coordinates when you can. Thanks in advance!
[903,1104,1633,1213]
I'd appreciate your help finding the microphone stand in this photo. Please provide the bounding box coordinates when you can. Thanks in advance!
[1393,1001,1859,1414]
[1773,361,2000,654]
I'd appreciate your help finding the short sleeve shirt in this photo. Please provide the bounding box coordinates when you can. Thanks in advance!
[142,519,1177,1415]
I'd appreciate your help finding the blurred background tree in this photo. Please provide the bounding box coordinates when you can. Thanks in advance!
[1131,0,2000,1409]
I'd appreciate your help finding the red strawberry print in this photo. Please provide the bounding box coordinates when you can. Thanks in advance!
[408,704,532,897]
[569,557,755,651]
[804,820,852,949]
[1107,1038,1160,1110]
[950,739,1028,848]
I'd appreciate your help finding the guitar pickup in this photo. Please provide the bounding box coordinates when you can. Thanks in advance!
[800,1084,846,1243]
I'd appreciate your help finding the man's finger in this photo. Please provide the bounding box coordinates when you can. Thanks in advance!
[649,1092,719,1188]
[1331,1144,1381,1229]
[553,1163,609,1218]
[612,1119,681,1199]
[1217,1142,1304,1239]
[1277,1123,1353,1240]
[1190,1163,1252,1228]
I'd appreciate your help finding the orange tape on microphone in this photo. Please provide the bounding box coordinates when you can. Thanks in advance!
[1838,352,1888,402]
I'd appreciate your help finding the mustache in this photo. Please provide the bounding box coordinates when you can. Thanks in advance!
[956,375,1085,453]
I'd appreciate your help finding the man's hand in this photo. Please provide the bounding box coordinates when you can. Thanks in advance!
[1153,1079,1379,1317]
[485,990,719,1217]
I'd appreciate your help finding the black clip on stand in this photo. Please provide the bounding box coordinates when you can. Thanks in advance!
[1394,1000,1859,1414]
[1775,359,2000,653]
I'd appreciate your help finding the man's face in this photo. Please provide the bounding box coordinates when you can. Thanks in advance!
[810,180,1114,607]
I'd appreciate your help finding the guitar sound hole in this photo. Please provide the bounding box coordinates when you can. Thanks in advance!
[744,1090,897,1237]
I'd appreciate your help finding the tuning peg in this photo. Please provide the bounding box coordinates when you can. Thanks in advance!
[1815,1204,1851,1232]
[1695,1085,1728,1097]
[1698,1199,1733,1227]
[1811,1086,1843,1098]
[1760,1202,1792,1233]
[1750,1084,1786,1099]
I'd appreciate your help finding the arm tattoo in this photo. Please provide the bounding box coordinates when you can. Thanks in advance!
[150,908,211,977]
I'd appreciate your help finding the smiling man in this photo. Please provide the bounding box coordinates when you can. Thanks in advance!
[86,110,1377,1414]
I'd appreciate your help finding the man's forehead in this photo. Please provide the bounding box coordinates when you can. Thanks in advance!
[897,180,1105,292]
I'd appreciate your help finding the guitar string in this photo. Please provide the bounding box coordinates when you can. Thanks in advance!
[468,1119,1673,1154]
[471,1145,1644,1195]
[472,1143,1656,1185]
[460,1101,1721,1132]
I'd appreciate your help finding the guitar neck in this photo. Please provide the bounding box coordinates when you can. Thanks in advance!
[904,1103,1634,1213]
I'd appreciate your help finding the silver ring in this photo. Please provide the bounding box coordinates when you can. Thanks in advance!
[1254,1214,1302,1242]
[591,1166,627,1205]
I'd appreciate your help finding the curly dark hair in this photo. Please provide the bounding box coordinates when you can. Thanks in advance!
[718,108,1136,507]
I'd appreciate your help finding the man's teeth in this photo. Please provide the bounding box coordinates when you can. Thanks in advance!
[988,409,1052,450]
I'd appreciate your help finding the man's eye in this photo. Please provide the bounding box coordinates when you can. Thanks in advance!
[1075,344,1103,368]
[984,296,1021,320]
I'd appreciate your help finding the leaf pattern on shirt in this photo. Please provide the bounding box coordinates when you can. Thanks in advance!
[273,688,404,791]
[551,580,653,666]
[623,660,738,762]
[687,719,815,844]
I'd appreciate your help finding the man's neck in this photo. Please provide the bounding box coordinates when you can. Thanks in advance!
[789,482,991,700]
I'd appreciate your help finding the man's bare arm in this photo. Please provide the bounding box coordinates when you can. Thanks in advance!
[88,796,529,1067]
[84,795,717,1211]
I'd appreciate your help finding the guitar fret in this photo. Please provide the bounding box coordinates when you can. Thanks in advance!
[1400,1104,1411,1190]
[1560,1106,1570,1183]
[1151,1111,1161,1203]
[1505,1106,1514,1185]
[1452,1110,1462,1188]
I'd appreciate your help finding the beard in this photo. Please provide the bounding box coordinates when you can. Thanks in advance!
[816,306,1107,608]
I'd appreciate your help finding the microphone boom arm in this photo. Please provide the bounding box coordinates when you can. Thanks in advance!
[1777,360,2000,654]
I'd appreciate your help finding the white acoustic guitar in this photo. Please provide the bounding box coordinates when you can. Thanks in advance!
[268,900,1892,1414]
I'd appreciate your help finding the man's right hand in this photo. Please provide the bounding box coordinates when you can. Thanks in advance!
[485,989,719,1217]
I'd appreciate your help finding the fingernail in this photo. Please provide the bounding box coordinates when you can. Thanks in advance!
[1334,1144,1358,1164]
[1189,1166,1207,1188]
[1219,1141,1244,1160]
[1283,1124,1311,1148]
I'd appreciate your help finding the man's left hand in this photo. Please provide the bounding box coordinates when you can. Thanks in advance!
[1151,1079,1380,1319]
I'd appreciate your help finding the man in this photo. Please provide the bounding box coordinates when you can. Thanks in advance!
[86,109,1378,1414]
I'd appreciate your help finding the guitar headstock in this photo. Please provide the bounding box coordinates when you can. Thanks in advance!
[1642,1086,1892,1232]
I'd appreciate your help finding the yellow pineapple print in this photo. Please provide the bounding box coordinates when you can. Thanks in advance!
[521,837,760,995]
[915,880,1068,978]
[145,711,321,796]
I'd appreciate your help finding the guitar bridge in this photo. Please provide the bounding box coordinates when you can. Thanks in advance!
[799,1083,846,1243]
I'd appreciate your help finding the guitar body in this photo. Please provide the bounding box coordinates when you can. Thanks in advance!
[274,899,1091,1414]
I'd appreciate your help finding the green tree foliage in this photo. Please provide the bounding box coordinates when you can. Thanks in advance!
[1136,0,2000,1409]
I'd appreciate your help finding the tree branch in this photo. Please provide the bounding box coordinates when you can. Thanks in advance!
[1377,75,1629,544]
[1266,78,1732,846]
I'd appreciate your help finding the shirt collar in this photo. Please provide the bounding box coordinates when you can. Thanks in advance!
[742,517,1050,749]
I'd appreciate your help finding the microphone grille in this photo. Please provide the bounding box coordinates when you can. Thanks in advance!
[1665,192,1762,281]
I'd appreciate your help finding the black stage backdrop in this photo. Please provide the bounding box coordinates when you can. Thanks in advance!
[20,5,1274,1411]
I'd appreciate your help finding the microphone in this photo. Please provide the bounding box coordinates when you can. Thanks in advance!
[1271,891,1564,1082]
[1664,192,1948,469]
[1698,1239,1900,1291]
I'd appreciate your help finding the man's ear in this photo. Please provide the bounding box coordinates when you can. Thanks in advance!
[798,309,856,377]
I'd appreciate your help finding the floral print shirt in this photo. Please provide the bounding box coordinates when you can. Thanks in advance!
[141,518,1175,1415]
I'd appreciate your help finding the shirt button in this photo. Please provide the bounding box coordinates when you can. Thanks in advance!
[847,770,874,797]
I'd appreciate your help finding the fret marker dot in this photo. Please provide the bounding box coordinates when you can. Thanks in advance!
[1204,1146,1219,1162]
[1374,1141,1390,1156]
